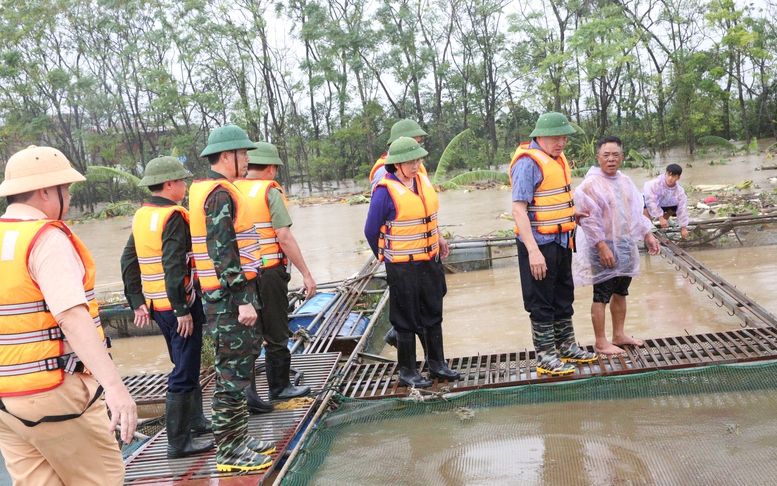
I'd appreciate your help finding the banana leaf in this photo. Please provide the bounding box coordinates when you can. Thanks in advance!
[697,135,735,150]
[85,166,151,195]
[86,165,142,185]
[432,129,473,186]
[445,170,509,187]
[439,181,461,190]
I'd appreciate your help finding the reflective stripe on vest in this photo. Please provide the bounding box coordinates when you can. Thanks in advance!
[0,219,105,397]
[234,179,288,269]
[508,142,576,235]
[132,205,196,311]
[188,179,262,293]
[376,174,440,263]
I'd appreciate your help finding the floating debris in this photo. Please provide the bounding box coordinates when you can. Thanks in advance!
[724,423,740,435]
[453,406,475,421]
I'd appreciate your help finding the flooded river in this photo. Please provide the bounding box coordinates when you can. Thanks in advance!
[74,141,777,375]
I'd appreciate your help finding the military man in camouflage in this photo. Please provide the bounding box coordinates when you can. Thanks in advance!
[235,142,312,407]
[189,125,274,472]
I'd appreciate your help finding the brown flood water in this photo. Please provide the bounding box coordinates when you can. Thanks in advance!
[75,142,777,374]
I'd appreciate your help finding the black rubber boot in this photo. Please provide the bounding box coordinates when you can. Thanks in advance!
[384,327,428,355]
[424,326,460,381]
[189,385,213,435]
[166,391,215,459]
[213,394,273,472]
[396,331,433,388]
[384,327,398,347]
[246,364,274,414]
[266,355,311,400]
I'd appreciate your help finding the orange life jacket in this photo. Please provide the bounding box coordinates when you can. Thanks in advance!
[369,154,388,183]
[188,179,262,294]
[376,174,439,263]
[508,142,576,235]
[132,205,196,311]
[234,179,288,269]
[0,219,105,397]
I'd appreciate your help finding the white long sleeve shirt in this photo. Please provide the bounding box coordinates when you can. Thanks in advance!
[643,173,689,228]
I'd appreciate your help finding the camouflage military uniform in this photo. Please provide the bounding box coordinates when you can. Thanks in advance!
[199,170,262,447]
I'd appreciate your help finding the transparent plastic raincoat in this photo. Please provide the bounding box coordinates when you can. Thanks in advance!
[573,167,653,286]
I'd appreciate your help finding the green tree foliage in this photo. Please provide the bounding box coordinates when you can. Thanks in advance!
[0,0,776,214]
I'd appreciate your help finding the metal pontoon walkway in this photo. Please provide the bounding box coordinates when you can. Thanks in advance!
[339,233,777,399]
[340,327,777,399]
[119,224,777,484]
[123,353,339,485]
[123,370,213,406]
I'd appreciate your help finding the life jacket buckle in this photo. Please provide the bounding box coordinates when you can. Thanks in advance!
[47,327,62,341]
[45,357,63,372]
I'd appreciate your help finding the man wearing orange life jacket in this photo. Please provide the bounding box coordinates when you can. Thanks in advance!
[509,112,596,377]
[189,125,275,473]
[120,156,214,459]
[365,137,460,388]
[235,142,313,407]
[0,145,136,485]
[369,118,429,191]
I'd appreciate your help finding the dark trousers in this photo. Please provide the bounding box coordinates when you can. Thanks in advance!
[385,259,447,334]
[256,265,292,361]
[517,240,575,323]
[152,297,205,393]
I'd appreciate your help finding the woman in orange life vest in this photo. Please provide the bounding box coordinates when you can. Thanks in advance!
[509,112,597,378]
[364,137,460,388]
[369,118,429,191]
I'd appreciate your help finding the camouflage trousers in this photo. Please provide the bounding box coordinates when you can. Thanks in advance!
[207,313,255,440]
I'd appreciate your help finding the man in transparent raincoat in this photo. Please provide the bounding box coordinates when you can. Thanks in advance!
[573,136,661,355]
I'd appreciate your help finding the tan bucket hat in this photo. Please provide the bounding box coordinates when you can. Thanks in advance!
[0,145,86,197]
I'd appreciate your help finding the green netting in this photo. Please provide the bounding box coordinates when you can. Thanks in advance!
[283,362,777,485]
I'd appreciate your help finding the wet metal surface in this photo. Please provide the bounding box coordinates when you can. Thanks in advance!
[123,353,340,485]
[123,371,214,406]
[656,232,777,329]
[342,326,777,399]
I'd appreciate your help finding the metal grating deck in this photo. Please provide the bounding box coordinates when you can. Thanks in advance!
[123,370,214,406]
[341,327,777,399]
[123,352,340,485]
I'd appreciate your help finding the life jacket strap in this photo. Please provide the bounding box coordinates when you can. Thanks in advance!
[0,300,49,316]
[385,213,438,228]
[534,184,572,197]
[0,382,103,428]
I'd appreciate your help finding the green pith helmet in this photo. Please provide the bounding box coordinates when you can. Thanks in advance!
[387,119,428,145]
[386,137,428,165]
[138,156,192,187]
[529,112,577,138]
[248,142,284,166]
[199,125,258,157]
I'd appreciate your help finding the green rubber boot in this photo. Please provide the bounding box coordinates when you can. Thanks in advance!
[555,319,597,363]
[245,436,276,455]
[532,320,575,377]
[212,394,273,472]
